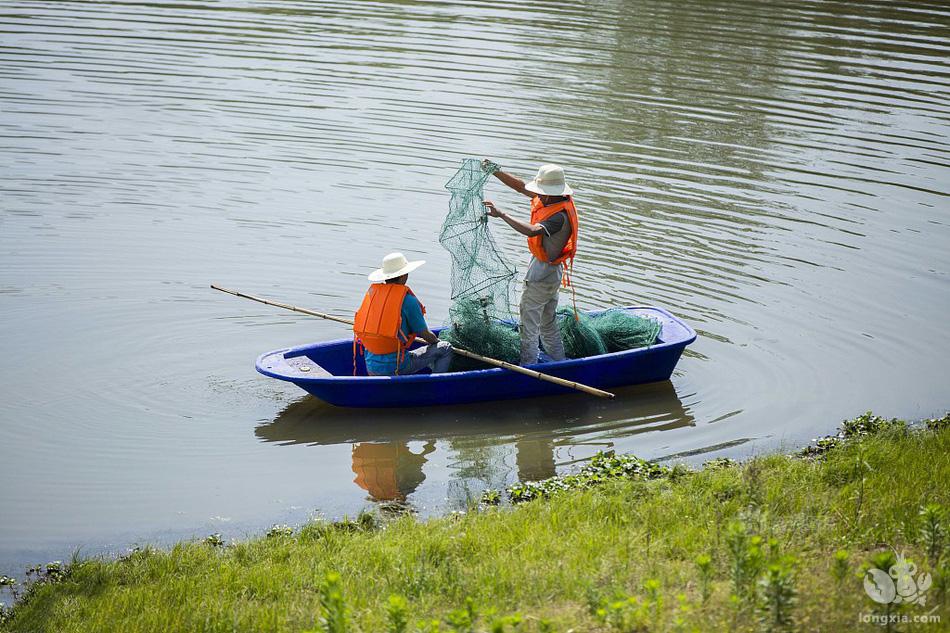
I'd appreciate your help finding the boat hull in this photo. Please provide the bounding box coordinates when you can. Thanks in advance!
[256,306,695,408]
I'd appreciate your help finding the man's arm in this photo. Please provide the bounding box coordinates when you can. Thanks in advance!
[483,201,545,237]
[403,295,445,346]
[483,158,534,198]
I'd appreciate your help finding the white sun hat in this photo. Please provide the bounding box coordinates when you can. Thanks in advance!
[368,252,426,282]
[524,164,574,196]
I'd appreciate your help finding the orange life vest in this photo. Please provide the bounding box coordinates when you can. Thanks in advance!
[527,196,579,284]
[353,283,426,372]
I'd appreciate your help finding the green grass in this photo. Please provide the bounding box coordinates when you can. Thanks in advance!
[2,414,949,632]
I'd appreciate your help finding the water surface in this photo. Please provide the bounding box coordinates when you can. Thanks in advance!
[1,0,948,575]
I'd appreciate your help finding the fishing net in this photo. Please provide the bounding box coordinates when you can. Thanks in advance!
[437,158,662,369]
[558,307,607,359]
[438,298,521,370]
[438,158,520,370]
[590,309,663,353]
[438,158,517,321]
[557,308,663,358]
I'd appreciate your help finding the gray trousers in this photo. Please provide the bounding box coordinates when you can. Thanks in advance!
[519,278,566,365]
[406,341,453,374]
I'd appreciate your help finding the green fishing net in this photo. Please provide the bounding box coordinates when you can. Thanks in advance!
[590,309,663,353]
[437,158,662,369]
[558,307,607,358]
[438,158,519,370]
[557,308,663,359]
[439,158,517,321]
[438,298,520,370]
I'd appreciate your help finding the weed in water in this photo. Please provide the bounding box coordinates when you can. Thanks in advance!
[266,524,294,538]
[25,561,68,584]
[799,411,906,459]
[926,413,950,432]
[704,457,738,471]
[480,489,501,506]
[203,533,224,548]
[0,604,13,627]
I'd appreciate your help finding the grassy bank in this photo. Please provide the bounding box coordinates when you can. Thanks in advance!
[2,413,949,632]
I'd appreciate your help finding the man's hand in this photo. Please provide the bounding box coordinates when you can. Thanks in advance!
[420,330,442,345]
[483,200,503,218]
[481,158,499,174]
[484,200,544,237]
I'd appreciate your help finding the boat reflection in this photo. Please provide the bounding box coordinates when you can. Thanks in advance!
[256,380,696,448]
[256,381,696,503]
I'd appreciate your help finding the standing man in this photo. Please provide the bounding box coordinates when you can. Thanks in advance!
[482,161,579,366]
[354,252,453,376]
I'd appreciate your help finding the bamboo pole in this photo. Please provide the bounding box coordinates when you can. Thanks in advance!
[211,284,615,399]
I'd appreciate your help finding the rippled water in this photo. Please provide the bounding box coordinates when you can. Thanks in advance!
[1,0,948,574]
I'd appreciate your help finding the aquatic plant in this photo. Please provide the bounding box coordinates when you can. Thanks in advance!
[926,413,950,432]
[799,411,905,458]
[479,489,501,506]
[505,450,673,503]
[25,561,68,584]
[704,457,738,471]
[266,524,294,538]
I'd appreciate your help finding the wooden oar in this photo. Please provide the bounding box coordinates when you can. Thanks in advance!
[211,284,615,399]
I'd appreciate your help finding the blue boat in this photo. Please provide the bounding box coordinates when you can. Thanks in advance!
[256,306,696,408]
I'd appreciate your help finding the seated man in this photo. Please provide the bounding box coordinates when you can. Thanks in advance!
[353,252,452,376]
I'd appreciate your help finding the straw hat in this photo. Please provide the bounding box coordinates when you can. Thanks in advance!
[524,164,573,196]
[368,252,426,282]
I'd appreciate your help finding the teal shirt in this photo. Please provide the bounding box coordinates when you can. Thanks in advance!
[364,293,428,375]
